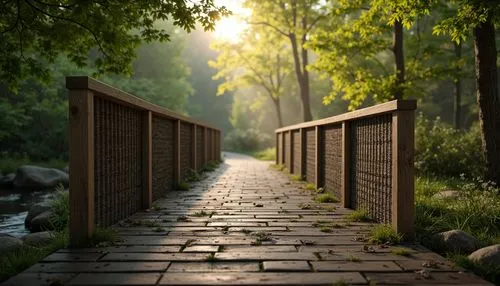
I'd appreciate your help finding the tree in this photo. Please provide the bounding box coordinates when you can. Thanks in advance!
[209,27,293,128]
[393,0,500,184]
[245,0,328,122]
[0,0,229,89]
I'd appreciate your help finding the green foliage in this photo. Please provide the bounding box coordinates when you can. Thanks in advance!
[1,1,229,89]
[391,248,412,257]
[304,183,316,190]
[369,224,404,244]
[185,169,203,183]
[0,231,68,283]
[88,228,120,248]
[177,182,190,191]
[290,175,304,182]
[315,193,340,203]
[224,128,272,152]
[415,176,500,247]
[450,254,500,285]
[251,148,276,161]
[0,157,67,174]
[415,114,485,178]
[48,185,70,231]
[270,164,286,172]
[346,209,372,222]
[192,210,216,217]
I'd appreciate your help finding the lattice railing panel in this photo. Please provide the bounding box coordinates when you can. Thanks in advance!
[180,123,193,181]
[305,128,316,183]
[292,130,301,175]
[321,124,342,198]
[196,127,204,170]
[284,132,291,171]
[350,115,392,223]
[152,116,174,201]
[94,97,143,227]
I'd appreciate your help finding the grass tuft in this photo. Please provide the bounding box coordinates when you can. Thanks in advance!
[252,148,276,161]
[290,174,304,181]
[369,224,403,245]
[391,247,412,257]
[177,182,190,191]
[346,209,371,222]
[315,193,339,203]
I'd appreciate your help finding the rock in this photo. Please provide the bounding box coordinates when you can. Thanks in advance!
[468,244,500,266]
[431,230,481,253]
[0,173,16,187]
[433,190,460,200]
[25,204,51,230]
[29,211,56,232]
[62,165,69,174]
[22,231,55,246]
[0,234,23,254]
[13,165,69,189]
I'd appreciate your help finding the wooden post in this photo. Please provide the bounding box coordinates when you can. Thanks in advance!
[204,127,208,165]
[174,120,181,185]
[341,121,350,208]
[315,126,321,188]
[300,128,306,178]
[392,110,415,239]
[275,133,279,165]
[68,89,95,246]
[281,132,286,165]
[142,111,152,209]
[290,130,295,173]
[192,124,197,171]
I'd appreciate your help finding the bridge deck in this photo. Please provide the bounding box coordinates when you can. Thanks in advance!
[4,153,490,285]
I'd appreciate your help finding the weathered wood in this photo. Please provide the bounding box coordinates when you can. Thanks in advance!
[275,100,416,133]
[341,122,350,208]
[391,110,415,239]
[68,89,95,246]
[204,127,208,165]
[275,133,279,165]
[314,126,321,188]
[142,111,153,209]
[290,130,294,173]
[192,125,197,171]
[175,120,181,184]
[66,76,217,130]
[300,128,306,178]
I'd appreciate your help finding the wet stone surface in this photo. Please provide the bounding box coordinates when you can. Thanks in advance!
[2,153,491,285]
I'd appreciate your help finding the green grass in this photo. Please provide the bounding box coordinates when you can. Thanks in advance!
[315,193,340,203]
[304,183,316,190]
[177,182,190,191]
[391,247,412,257]
[346,209,371,222]
[346,255,361,262]
[450,254,500,285]
[251,148,276,161]
[290,174,304,181]
[369,224,403,245]
[320,226,332,233]
[0,157,67,174]
[270,164,286,171]
[0,231,68,283]
[192,210,216,217]
[205,253,218,262]
[48,185,70,231]
[88,227,120,247]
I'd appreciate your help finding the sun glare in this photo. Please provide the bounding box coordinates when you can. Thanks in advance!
[213,0,249,42]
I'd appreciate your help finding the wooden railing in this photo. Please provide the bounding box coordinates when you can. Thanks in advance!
[67,76,221,245]
[275,100,416,238]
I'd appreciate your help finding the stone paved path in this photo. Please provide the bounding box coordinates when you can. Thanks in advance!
[4,153,491,285]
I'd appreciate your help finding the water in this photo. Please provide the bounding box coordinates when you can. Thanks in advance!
[0,188,57,237]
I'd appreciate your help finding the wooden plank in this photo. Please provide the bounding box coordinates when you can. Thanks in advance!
[175,120,181,185]
[66,76,218,130]
[192,125,197,171]
[142,111,153,209]
[275,100,416,133]
[315,126,321,188]
[68,89,95,246]
[341,122,350,208]
[391,110,415,239]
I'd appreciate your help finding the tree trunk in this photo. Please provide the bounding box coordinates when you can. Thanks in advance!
[271,97,284,128]
[290,33,313,122]
[454,42,462,130]
[473,19,500,185]
[392,20,405,100]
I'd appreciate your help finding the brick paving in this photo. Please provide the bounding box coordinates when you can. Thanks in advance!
[3,153,492,285]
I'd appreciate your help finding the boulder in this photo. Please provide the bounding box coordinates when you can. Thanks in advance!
[0,173,16,187]
[22,231,55,246]
[0,234,23,254]
[431,230,481,253]
[468,244,500,266]
[25,204,51,230]
[433,190,460,200]
[29,211,56,232]
[13,165,69,189]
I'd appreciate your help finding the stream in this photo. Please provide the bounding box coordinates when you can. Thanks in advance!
[0,188,57,237]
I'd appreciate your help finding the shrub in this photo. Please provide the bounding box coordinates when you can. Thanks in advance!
[48,185,70,231]
[369,224,403,244]
[224,128,272,152]
[415,114,485,179]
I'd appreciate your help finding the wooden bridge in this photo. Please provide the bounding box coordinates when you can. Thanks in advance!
[2,77,490,285]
